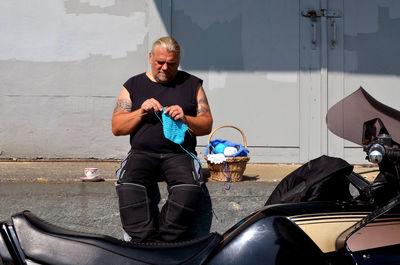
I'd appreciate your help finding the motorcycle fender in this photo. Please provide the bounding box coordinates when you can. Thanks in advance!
[207,216,326,265]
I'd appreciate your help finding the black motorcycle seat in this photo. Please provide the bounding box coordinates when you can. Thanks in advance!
[12,211,222,265]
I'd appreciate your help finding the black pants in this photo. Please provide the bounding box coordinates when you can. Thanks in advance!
[116,150,202,242]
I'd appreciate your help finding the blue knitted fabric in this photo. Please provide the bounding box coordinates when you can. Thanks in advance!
[161,110,188,144]
[205,139,249,157]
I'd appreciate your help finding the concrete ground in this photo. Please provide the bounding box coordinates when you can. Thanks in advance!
[0,160,379,240]
[0,159,378,183]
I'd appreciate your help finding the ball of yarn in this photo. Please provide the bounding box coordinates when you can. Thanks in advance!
[214,143,227,154]
[224,146,238,157]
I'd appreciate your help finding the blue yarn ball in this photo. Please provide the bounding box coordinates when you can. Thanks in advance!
[214,143,227,154]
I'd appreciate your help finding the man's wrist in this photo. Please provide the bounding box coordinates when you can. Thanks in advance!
[181,114,188,125]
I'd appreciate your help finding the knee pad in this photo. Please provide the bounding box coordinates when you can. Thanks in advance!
[164,184,202,227]
[116,183,149,227]
[116,183,157,241]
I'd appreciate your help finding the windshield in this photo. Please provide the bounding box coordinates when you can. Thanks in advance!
[326,87,400,146]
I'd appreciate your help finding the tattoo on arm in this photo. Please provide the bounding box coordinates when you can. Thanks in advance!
[197,105,209,114]
[198,98,209,105]
[113,99,132,113]
[197,88,210,114]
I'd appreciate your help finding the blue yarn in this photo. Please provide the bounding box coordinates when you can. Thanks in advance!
[206,139,249,157]
[214,143,227,154]
[154,110,203,168]
[161,109,188,145]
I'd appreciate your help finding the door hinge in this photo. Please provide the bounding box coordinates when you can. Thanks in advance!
[302,9,342,21]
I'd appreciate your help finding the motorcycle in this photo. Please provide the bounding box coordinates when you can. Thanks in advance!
[1,87,400,265]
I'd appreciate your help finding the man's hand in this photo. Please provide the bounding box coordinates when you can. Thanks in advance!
[164,105,186,122]
[163,84,213,136]
[141,98,163,113]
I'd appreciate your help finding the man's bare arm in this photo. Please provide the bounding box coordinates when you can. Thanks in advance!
[111,87,145,136]
[113,98,132,113]
[184,84,213,136]
[197,87,210,115]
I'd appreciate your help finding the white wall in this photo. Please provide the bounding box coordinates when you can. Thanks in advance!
[1,0,400,164]
[0,0,151,159]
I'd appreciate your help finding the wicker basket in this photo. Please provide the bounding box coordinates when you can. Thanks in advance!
[205,125,250,182]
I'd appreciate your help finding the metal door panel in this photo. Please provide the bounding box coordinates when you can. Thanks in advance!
[172,0,302,163]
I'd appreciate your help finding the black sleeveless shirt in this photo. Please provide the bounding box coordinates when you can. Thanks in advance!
[123,71,201,154]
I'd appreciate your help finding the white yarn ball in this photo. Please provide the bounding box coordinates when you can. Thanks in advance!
[224,146,238,157]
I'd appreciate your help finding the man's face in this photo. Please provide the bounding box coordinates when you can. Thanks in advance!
[149,46,179,83]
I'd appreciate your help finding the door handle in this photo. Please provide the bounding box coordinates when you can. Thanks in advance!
[312,22,317,49]
[331,20,337,49]
[302,9,341,49]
